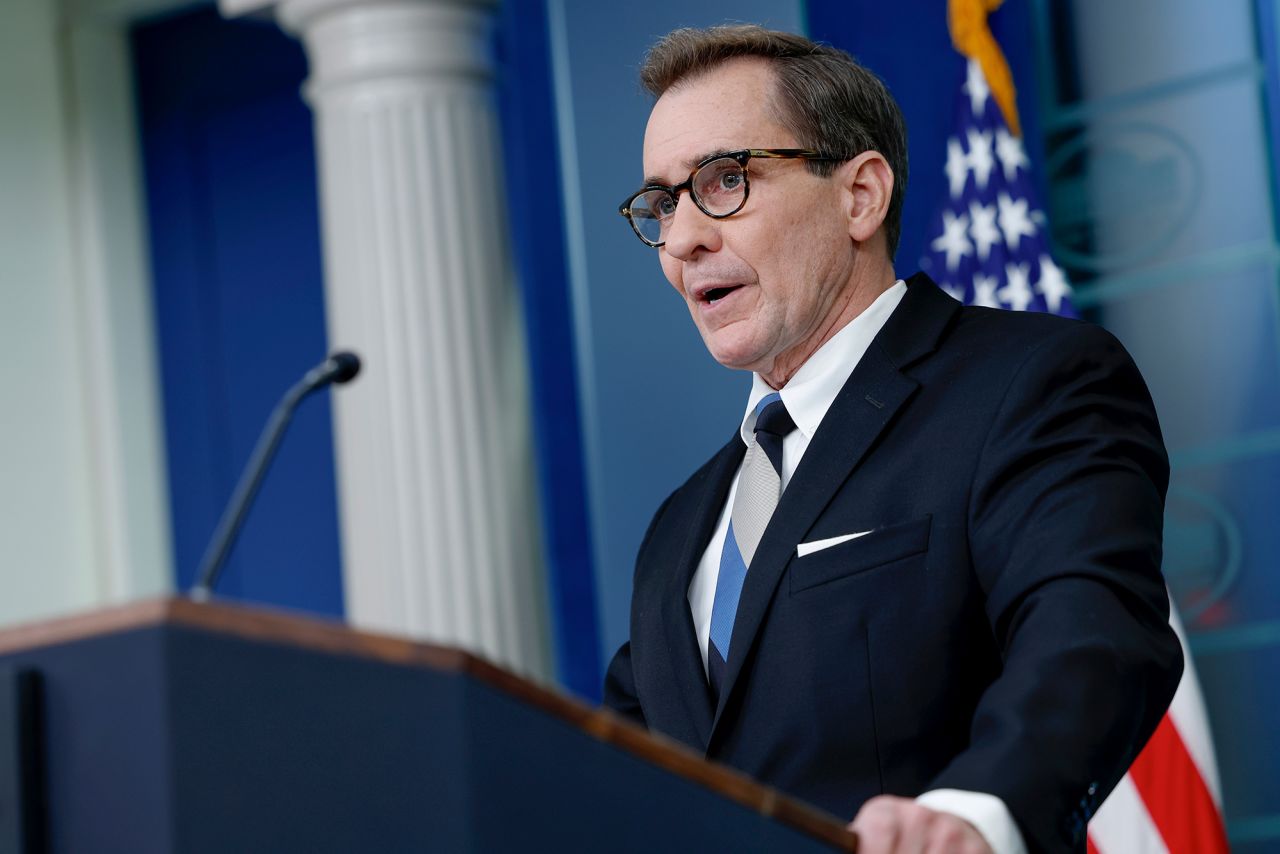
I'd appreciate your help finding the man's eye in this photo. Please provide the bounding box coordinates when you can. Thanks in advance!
[656,195,677,218]
[718,171,743,191]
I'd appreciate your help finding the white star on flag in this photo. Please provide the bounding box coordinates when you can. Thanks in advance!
[966,129,996,191]
[968,201,1001,261]
[1037,255,1071,313]
[964,59,990,115]
[999,262,1034,311]
[972,273,1000,308]
[931,209,973,272]
[995,127,1029,183]
[997,192,1037,252]
[921,53,1075,319]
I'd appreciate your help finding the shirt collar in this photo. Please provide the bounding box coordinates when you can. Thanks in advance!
[739,280,908,444]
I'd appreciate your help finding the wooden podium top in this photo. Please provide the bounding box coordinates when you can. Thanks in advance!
[0,597,857,851]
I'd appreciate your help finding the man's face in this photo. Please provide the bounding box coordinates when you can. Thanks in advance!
[642,58,858,383]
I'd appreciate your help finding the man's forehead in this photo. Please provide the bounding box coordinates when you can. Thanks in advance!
[641,60,788,182]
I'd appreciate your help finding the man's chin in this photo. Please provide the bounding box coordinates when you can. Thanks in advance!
[702,337,768,374]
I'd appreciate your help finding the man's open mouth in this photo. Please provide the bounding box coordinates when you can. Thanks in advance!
[703,285,742,304]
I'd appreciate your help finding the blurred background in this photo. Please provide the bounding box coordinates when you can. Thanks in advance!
[2,0,1276,849]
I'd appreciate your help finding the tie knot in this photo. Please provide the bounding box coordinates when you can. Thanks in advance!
[754,395,796,440]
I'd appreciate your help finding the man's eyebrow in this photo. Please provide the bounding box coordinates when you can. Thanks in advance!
[687,148,737,168]
[642,148,739,187]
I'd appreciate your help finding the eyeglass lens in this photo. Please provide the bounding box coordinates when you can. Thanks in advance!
[628,156,748,245]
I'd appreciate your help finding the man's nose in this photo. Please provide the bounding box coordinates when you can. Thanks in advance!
[663,196,721,260]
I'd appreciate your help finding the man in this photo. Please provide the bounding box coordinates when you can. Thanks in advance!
[603,25,1183,854]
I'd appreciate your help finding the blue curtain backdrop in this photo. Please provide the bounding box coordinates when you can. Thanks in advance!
[133,7,343,615]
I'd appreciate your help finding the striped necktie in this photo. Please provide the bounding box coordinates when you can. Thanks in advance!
[707,393,796,700]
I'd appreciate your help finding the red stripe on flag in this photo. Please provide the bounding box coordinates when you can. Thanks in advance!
[1086,836,1100,854]
[1127,715,1230,853]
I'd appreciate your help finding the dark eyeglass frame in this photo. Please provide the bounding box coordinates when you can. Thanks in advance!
[618,148,842,248]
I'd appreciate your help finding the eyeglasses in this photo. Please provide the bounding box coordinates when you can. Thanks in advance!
[618,148,841,248]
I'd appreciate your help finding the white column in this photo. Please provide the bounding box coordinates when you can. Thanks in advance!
[227,0,549,679]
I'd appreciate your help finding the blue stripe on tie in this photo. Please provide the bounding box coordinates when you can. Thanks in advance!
[754,392,782,421]
[709,520,749,659]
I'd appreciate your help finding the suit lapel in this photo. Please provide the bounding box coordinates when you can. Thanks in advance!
[708,274,959,739]
[659,435,744,748]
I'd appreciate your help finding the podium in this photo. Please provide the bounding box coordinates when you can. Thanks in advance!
[0,598,856,853]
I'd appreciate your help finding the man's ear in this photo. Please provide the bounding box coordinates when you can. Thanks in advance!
[839,151,893,244]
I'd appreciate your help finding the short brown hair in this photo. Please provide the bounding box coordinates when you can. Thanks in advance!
[640,25,908,258]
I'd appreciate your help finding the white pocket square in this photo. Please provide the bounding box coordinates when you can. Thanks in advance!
[796,530,873,557]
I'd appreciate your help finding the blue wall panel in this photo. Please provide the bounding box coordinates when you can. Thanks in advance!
[1103,264,1280,453]
[494,0,602,698]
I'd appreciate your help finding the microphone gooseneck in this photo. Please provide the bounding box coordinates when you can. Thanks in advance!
[190,351,362,601]
[302,351,361,388]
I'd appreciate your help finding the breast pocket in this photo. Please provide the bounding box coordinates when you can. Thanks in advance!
[789,515,932,595]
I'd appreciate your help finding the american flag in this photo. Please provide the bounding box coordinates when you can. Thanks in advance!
[924,58,1230,854]
[921,59,1074,317]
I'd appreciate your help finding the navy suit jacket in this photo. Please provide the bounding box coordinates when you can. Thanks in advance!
[604,273,1183,853]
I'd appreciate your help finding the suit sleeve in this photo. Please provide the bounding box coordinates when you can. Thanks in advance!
[603,641,647,726]
[927,321,1184,852]
[601,489,679,727]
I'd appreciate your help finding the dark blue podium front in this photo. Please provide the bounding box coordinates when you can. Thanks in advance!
[0,599,854,853]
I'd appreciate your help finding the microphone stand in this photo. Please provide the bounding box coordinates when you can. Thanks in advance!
[190,352,360,601]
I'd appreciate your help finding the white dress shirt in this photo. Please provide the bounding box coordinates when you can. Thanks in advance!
[686,279,1027,854]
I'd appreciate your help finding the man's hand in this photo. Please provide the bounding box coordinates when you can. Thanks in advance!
[849,795,994,854]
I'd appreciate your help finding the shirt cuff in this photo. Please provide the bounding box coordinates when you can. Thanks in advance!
[916,789,1028,854]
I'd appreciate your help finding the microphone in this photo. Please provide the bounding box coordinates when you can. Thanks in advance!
[190,351,362,601]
